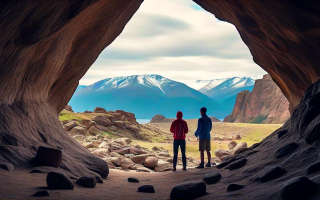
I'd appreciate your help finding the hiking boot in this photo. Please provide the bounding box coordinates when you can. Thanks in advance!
[182,168,187,171]
[205,163,211,168]
[195,163,204,169]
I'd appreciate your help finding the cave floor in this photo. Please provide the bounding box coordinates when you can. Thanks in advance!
[0,167,245,200]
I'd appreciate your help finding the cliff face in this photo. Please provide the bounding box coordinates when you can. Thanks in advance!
[224,75,290,124]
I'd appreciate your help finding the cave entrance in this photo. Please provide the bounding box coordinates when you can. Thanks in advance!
[63,0,286,172]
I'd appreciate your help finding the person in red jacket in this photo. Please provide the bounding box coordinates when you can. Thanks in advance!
[170,111,188,171]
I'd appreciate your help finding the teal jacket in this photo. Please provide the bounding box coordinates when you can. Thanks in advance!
[194,114,212,140]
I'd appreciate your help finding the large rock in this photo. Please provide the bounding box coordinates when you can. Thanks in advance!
[36,146,62,167]
[46,172,74,190]
[156,160,172,172]
[203,172,221,184]
[131,155,147,165]
[138,185,155,193]
[76,176,96,188]
[91,148,110,157]
[231,142,248,155]
[280,177,318,200]
[114,138,132,146]
[223,75,290,124]
[114,147,131,155]
[94,107,107,113]
[120,158,135,169]
[150,115,174,123]
[170,182,207,200]
[113,121,125,128]
[228,141,237,151]
[215,149,231,158]
[64,121,78,131]
[93,115,112,127]
[144,157,158,169]
[64,105,74,112]
[69,126,86,135]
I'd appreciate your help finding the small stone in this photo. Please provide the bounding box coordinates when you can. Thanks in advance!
[36,146,62,167]
[32,190,50,197]
[46,172,74,190]
[306,161,320,175]
[227,184,244,192]
[128,177,139,183]
[259,166,286,182]
[170,182,206,199]
[76,176,96,188]
[203,172,221,184]
[138,185,155,193]
[229,158,247,170]
[274,142,299,159]
[280,177,318,200]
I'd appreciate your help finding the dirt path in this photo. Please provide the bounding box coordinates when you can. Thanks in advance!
[0,168,233,200]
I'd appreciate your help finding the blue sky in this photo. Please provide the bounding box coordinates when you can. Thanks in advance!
[79,0,266,86]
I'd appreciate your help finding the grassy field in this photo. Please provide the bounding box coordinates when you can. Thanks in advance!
[134,121,282,159]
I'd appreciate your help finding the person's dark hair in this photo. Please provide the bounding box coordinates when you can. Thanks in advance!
[200,107,207,114]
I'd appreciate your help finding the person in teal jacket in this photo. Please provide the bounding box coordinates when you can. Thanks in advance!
[195,107,212,168]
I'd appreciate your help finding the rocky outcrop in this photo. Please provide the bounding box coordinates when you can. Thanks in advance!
[150,114,220,123]
[224,75,290,124]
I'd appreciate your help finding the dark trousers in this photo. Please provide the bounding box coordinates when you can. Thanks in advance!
[173,139,187,168]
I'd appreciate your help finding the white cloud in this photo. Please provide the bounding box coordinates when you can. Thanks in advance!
[79,0,266,85]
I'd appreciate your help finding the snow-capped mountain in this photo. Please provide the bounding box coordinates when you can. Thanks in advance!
[190,76,262,113]
[69,75,229,119]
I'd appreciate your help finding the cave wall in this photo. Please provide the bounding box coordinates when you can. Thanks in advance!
[194,0,320,111]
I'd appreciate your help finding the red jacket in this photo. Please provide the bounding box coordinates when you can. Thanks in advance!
[170,111,188,140]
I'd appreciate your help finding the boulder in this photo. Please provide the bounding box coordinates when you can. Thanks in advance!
[229,158,247,170]
[259,166,286,182]
[170,182,206,200]
[64,121,78,131]
[91,148,110,157]
[156,160,172,172]
[120,158,135,169]
[93,115,112,127]
[232,134,241,140]
[144,157,158,169]
[33,191,50,197]
[110,143,125,151]
[110,152,123,158]
[113,121,125,127]
[131,155,147,165]
[227,184,244,192]
[203,172,221,184]
[64,105,74,112]
[274,142,299,159]
[126,124,140,133]
[130,147,147,155]
[231,142,248,155]
[76,176,96,188]
[280,177,318,200]
[128,177,139,183]
[85,142,99,149]
[115,138,132,146]
[138,185,155,193]
[120,115,127,121]
[36,146,62,167]
[87,125,104,136]
[114,147,131,155]
[215,149,231,158]
[69,126,86,135]
[228,141,237,150]
[99,142,110,149]
[46,172,74,190]
[94,107,107,113]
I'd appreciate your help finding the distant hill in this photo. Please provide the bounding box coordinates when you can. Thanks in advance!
[76,85,87,92]
[69,75,229,119]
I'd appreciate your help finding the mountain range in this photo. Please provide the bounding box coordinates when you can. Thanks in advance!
[189,76,260,113]
[69,75,230,119]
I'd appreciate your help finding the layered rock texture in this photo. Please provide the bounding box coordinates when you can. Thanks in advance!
[224,75,290,124]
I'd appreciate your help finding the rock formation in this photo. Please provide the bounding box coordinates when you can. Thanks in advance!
[150,114,220,123]
[224,75,290,124]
